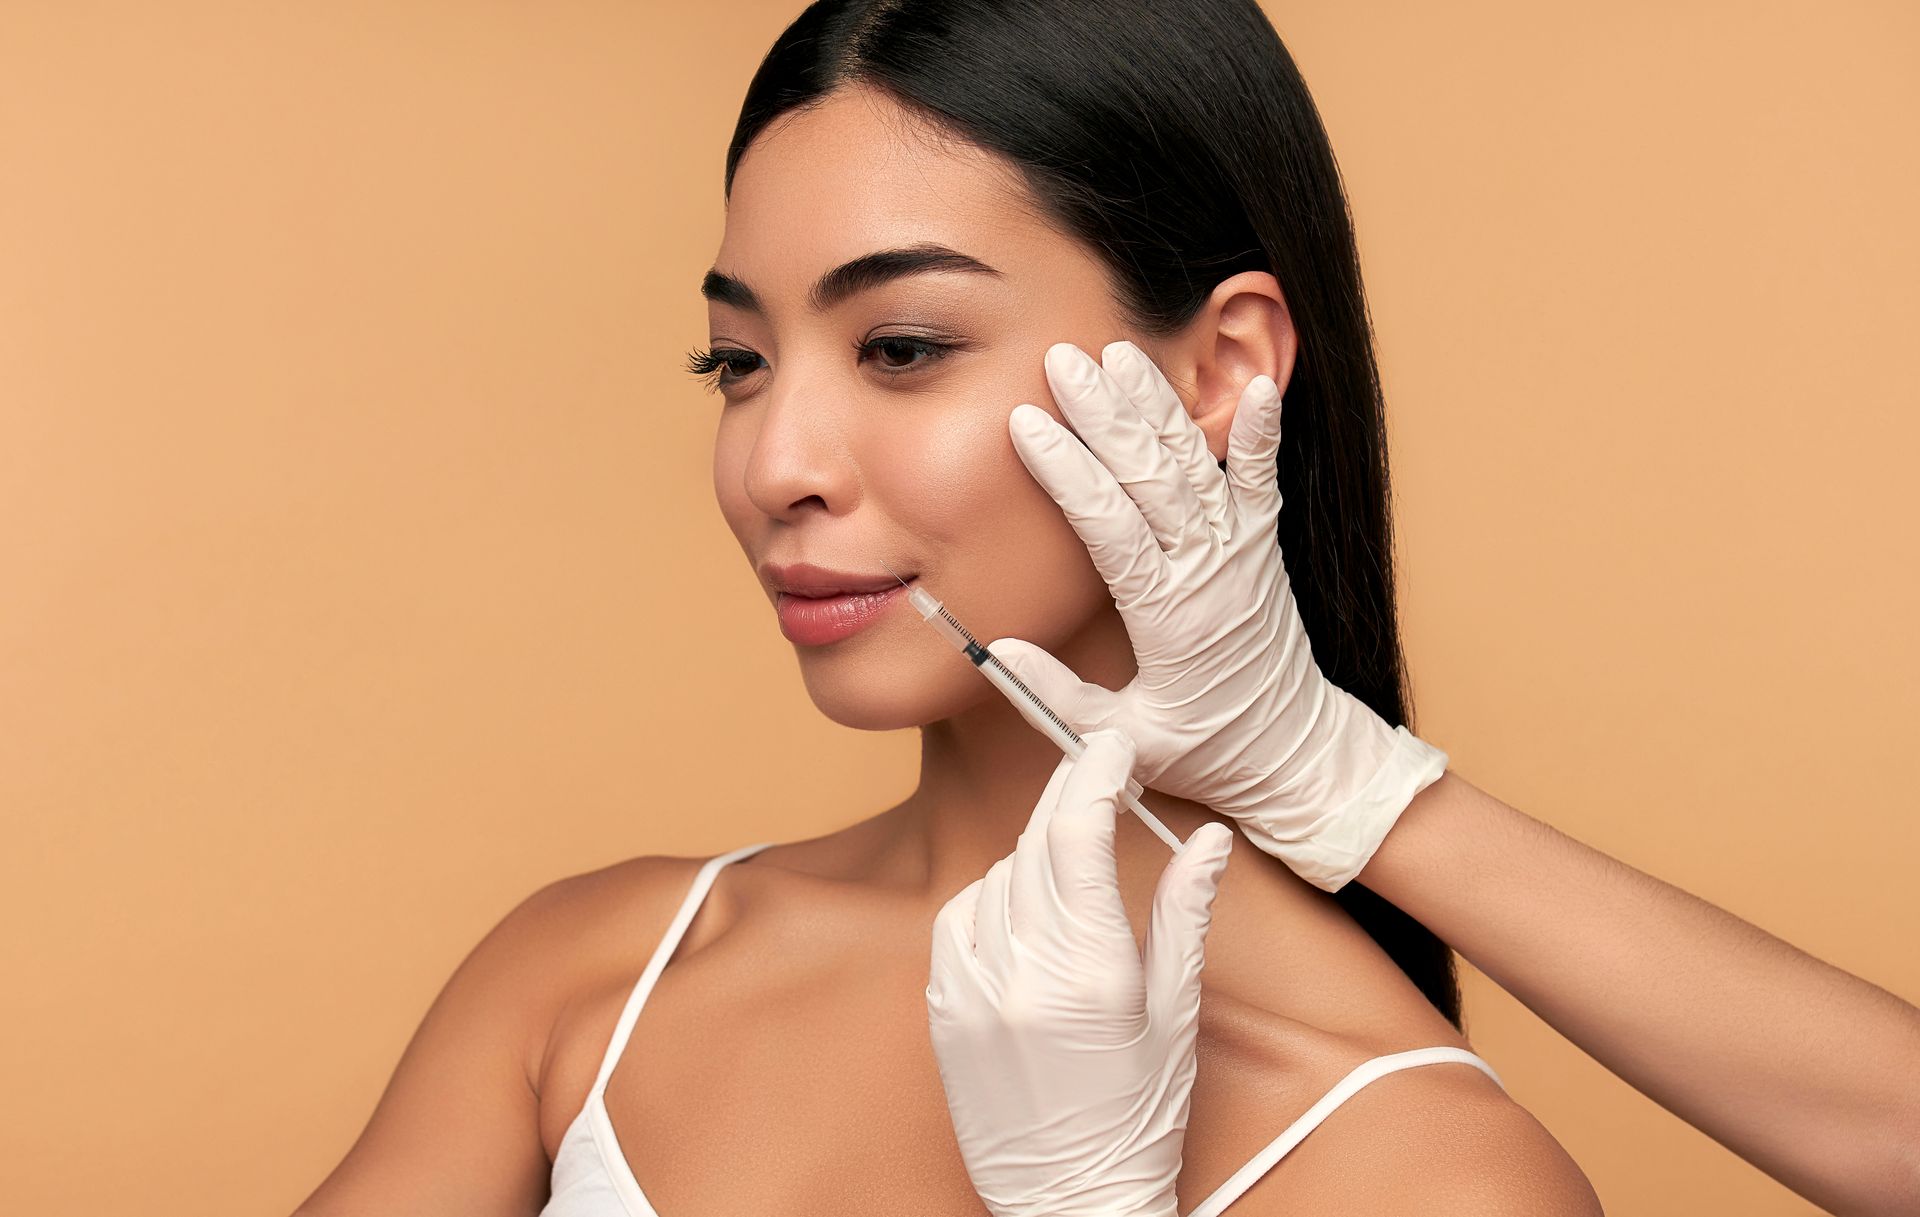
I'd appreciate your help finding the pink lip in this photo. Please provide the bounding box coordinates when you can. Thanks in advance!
[763,560,911,597]
[775,581,913,646]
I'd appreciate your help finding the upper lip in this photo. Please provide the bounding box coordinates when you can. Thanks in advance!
[763,561,914,598]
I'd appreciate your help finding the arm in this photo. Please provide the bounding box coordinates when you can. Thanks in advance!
[289,878,576,1216]
[1359,769,1920,1217]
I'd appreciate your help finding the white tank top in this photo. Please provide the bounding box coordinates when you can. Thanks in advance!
[540,840,1502,1217]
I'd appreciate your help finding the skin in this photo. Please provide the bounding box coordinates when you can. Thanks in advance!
[292,83,1599,1216]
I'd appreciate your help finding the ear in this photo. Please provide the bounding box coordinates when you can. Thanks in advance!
[1137,271,1297,464]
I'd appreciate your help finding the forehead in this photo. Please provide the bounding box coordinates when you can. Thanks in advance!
[713,86,1093,306]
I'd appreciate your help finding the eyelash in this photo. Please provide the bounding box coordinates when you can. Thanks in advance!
[683,335,961,394]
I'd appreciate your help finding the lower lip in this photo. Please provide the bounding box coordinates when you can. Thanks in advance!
[776,581,913,646]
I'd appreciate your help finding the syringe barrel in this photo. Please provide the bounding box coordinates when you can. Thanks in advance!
[976,649,1145,803]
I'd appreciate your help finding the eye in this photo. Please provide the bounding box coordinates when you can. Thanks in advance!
[855,334,959,374]
[684,345,762,393]
[683,334,966,396]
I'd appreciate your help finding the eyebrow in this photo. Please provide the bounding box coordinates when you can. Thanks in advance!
[700,242,1005,315]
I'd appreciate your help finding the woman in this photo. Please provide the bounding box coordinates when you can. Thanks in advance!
[292,2,1916,1215]
[296,1,1597,1213]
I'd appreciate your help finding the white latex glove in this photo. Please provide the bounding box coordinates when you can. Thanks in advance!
[988,341,1448,891]
[925,727,1236,1217]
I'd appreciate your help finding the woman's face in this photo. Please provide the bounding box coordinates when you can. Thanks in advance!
[704,86,1155,730]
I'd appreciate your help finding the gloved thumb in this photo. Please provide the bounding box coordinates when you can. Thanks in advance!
[1142,821,1235,1032]
[984,637,1123,737]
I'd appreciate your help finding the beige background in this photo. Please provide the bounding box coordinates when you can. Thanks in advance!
[3,2,1914,1212]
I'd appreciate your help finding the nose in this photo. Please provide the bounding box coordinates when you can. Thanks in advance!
[736,366,865,522]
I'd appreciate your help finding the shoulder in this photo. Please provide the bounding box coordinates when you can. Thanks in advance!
[519,853,716,961]
[471,852,720,1088]
[290,852,721,1212]
[1223,1056,1603,1214]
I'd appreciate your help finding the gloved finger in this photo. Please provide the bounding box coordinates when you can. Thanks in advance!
[1043,342,1214,558]
[981,637,1123,739]
[974,852,1017,988]
[1223,373,1284,533]
[1009,402,1168,612]
[1143,821,1235,1033]
[1009,753,1074,945]
[928,874,989,1012]
[1045,728,1137,939]
[1101,340,1231,547]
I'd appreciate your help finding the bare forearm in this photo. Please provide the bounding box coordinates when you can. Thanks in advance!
[1359,770,1920,1217]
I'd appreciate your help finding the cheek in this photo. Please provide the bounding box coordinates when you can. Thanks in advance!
[872,404,1113,649]
[865,403,1057,555]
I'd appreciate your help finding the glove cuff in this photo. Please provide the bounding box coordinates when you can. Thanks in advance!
[1244,725,1449,892]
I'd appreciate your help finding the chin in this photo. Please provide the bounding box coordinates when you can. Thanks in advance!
[793,649,984,732]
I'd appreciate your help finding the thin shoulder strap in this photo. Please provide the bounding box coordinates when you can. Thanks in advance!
[1185,1046,1504,1217]
[586,840,779,1098]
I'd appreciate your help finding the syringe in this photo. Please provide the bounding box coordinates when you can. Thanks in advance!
[879,560,1185,854]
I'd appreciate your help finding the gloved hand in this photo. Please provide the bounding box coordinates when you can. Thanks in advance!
[988,341,1448,891]
[925,727,1236,1217]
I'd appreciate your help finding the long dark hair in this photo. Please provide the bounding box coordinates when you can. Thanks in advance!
[720,0,1461,1028]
